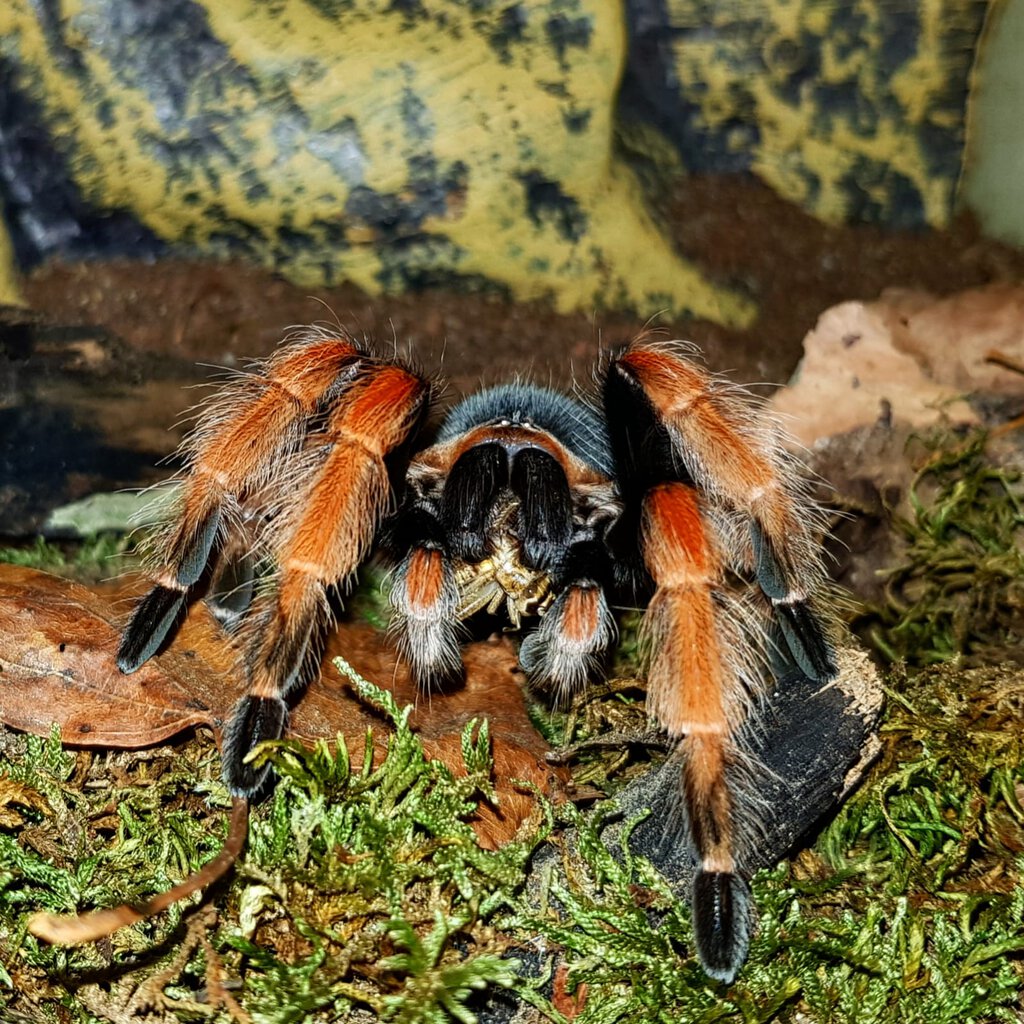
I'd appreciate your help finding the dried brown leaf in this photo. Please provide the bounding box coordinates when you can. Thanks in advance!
[0,566,566,844]
[0,776,51,828]
[0,565,240,746]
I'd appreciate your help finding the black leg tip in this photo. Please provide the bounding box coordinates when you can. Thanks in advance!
[222,695,288,798]
[175,507,222,587]
[777,601,838,683]
[117,585,186,673]
[692,870,752,984]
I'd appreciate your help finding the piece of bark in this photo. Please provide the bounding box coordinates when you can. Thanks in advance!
[606,644,883,883]
[771,299,977,447]
[772,283,1024,448]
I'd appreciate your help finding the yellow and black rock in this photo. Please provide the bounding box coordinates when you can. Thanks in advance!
[0,0,988,323]
[626,0,989,227]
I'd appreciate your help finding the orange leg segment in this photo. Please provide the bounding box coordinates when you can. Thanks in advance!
[174,337,364,583]
[641,481,752,981]
[389,544,462,690]
[618,343,836,683]
[118,335,363,673]
[224,362,429,795]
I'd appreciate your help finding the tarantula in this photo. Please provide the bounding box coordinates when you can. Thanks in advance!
[117,329,837,983]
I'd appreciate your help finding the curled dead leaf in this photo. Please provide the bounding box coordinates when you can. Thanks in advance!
[0,776,51,829]
[0,565,238,745]
[0,565,567,849]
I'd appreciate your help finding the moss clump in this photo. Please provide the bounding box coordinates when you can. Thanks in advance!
[0,668,542,1023]
[227,659,538,1022]
[0,728,230,1020]
[0,534,138,582]
[3,430,1024,1020]
[524,661,1024,1024]
[864,431,1024,667]
[3,655,1023,1022]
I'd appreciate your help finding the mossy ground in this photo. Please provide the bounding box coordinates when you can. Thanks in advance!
[0,535,138,584]
[856,430,1024,668]
[1,430,1023,1022]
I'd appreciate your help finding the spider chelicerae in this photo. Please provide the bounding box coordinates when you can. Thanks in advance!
[117,329,838,983]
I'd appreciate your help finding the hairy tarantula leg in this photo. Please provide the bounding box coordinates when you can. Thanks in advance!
[609,343,837,683]
[519,539,617,697]
[386,504,463,689]
[116,585,188,671]
[747,523,834,680]
[386,445,510,689]
[223,363,429,797]
[118,336,363,673]
[642,482,753,983]
[390,544,462,689]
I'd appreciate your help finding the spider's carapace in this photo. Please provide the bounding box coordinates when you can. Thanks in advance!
[118,330,837,983]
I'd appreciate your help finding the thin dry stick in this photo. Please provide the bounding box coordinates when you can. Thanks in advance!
[27,797,249,945]
[201,927,254,1024]
[128,906,213,1014]
[985,348,1024,377]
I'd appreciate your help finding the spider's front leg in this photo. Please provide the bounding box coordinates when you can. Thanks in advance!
[118,333,430,797]
[610,343,837,681]
[224,362,429,794]
[605,341,838,983]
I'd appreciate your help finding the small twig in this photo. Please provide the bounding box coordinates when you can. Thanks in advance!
[985,348,1024,377]
[200,926,253,1024]
[545,729,669,764]
[128,907,212,1014]
[28,797,249,945]
[988,412,1024,440]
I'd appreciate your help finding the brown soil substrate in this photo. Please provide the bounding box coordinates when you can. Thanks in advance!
[23,175,1024,384]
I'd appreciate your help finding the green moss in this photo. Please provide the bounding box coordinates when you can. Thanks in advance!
[0,533,140,581]
[3,468,1024,1020]
[0,667,540,1022]
[524,661,1024,1023]
[860,431,1024,667]
[0,728,230,1017]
